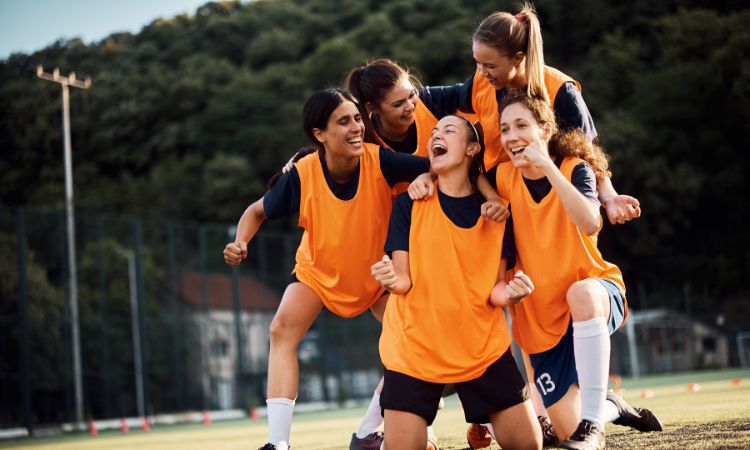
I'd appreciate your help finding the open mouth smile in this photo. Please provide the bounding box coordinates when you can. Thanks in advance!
[431,143,448,157]
[509,145,525,156]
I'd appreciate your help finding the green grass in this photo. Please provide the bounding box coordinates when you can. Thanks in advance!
[4,369,750,449]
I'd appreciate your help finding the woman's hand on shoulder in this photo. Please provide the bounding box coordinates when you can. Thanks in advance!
[408,173,436,200]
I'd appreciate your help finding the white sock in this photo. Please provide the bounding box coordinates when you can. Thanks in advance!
[267,397,295,445]
[355,393,383,438]
[602,399,620,423]
[573,318,610,428]
[528,381,547,417]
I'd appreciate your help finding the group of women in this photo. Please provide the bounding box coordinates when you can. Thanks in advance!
[223,4,661,450]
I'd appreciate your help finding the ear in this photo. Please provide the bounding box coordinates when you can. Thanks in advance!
[513,51,525,67]
[312,128,326,144]
[540,123,553,141]
[466,141,481,157]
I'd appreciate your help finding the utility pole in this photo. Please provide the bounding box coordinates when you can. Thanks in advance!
[36,65,91,428]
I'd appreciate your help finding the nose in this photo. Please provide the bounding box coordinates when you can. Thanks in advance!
[405,99,416,112]
[477,63,488,79]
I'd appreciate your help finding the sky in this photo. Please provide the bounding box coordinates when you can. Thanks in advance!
[0,0,213,58]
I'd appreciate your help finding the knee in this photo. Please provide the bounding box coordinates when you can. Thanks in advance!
[566,281,602,320]
[269,313,297,346]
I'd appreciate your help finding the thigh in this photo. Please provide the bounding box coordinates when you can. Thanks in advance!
[594,278,627,334]
[528,327,577,409]
[383,409,428,450]
[271,282,324,343]
[566,278,611,321]
[489,400,541,450]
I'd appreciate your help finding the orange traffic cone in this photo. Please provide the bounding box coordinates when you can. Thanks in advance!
[88,418,97,436]
[250,407,259,421]
[202,410,212,425]
[640,389,655,398]
[687,383,701,392]
[141,416,150,432]
[731,378,742,386]
[121,417,129,433]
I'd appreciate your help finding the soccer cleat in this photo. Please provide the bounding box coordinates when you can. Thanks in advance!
[349,431,384,450]
[558,419,605,450]
[607,391,663,432]
[538,415,559,447]
[258,443,289,450]
[466,423,492,449]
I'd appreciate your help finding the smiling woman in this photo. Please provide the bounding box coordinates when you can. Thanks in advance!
[222,88,431,450]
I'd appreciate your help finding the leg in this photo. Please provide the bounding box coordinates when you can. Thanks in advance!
[567,279,610,428]
[265,282,324,445]
[383,410,427,450]
[489,400,541,450]
[545,385,581,441]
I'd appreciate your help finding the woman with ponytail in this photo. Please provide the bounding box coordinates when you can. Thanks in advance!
[467,3,641,226]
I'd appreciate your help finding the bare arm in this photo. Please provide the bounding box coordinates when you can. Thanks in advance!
[223,198,267,265]
[370,251,412,295]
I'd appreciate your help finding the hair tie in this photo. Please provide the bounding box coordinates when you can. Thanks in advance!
[515,12,526,22]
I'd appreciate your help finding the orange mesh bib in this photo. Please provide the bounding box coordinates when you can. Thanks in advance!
[294,143,393,318]
[496,158,626,353]
[380,185,511,382]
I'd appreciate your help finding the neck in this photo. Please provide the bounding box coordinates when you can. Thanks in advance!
[324,151,359,183]
[375,116,409,143]
[521,166,546,180]
[436,170,473,197]
[510,64,527,89]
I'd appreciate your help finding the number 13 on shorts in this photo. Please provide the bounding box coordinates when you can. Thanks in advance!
[536,373,556,396]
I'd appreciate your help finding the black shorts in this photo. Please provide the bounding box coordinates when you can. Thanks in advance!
[380,349,528,425]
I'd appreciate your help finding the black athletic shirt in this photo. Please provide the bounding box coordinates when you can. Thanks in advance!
[263,147,429,219]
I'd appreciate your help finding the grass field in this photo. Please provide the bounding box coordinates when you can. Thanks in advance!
[4,369,750,450]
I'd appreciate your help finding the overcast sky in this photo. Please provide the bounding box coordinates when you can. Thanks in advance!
[0,0,212,58]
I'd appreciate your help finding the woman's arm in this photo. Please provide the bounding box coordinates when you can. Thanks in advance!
[371,252,412,295]
[524,140,600,235]
[223,198,266,265]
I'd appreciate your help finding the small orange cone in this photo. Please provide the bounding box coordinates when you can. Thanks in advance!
[731,378,742,386]
[141,416,150,432]
[687,383,701,392]
[202,410,212,425]
[88,418,97,436]
[250,407,259,421]
[640,389,655,398]
[121,417,129,433]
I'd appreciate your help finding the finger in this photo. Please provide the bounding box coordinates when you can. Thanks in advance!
[498,208,510,222]
[426,181,434,197]
[382,254,391,263]
[634,206,642,218]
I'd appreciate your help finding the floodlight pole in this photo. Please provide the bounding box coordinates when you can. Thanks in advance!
[36,65,91,429]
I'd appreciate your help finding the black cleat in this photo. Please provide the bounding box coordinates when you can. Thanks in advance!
[607,391,663,432]
[349,431,384,450]
[538,416,559,447]
[558,419,605,450]
[258,444,289,450]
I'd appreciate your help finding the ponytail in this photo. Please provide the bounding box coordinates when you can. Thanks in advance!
[344,66,379,144]
[473,2,549,103]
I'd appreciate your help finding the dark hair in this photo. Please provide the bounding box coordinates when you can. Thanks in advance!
[345,58,421,143]
[499,90,611,180]
[455,116,487,199]
[268,88,358,187]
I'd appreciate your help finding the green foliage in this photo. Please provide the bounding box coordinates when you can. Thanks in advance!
[1,0,748,302]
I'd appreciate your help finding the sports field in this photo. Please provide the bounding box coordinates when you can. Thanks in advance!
[4,369,749,450]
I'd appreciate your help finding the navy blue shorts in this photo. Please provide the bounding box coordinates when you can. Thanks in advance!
[528,278,626,408]
[381,349,528,425]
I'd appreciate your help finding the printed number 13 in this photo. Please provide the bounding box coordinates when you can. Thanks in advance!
[536,373,556,396]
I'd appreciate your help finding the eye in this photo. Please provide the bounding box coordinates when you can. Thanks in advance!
[409,90,417,98]
[501,127,508,134]
[354,114,363,122]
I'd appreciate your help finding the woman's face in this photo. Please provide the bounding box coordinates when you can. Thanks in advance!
[370,76,418,131]
[314,101,365,158]
[500,102,549,168]
[472,41,522,90]
[428,116,478,174]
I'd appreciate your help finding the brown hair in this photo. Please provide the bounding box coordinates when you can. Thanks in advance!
[473,3,548,103]
[345,58,421,143]
[499,91,611,180]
